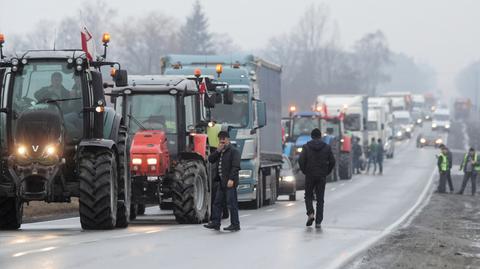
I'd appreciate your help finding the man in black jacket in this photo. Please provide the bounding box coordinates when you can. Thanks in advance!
[298,128,335,228]
[204,131,241,231]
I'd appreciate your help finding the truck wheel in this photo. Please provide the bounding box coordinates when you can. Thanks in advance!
[289,193,296,201]
[116,127,130,228]
[339,152,353,180]
[79,148,118,230]
[0,197,23,230]
[248,172,263,209]
[137,204,146,215]
[130,204,137,221]
[172,160,210,224]
[267,168,279,205]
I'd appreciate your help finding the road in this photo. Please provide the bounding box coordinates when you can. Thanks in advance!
[0,129,440,269]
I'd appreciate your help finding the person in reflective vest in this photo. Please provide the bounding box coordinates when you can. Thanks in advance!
[436,147,449,193]
[457,147,478,196]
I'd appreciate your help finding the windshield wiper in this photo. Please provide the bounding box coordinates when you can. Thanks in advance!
[38,97,82,104]
[127,114,146,131]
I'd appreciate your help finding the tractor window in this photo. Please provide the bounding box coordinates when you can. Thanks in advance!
[344,114,361,131]
[184,95,196,131]
[292,117,320,137]
[129,94,177,134]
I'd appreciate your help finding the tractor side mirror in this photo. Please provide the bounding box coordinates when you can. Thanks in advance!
[110,95,117,105]
[223,89,234,105]
[0,68,5,101]
[204,94,216,108]
[114,69,128,87]
[215,92,222,104]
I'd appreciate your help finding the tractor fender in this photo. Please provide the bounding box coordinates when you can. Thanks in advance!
[78,139,116,151]
[104,107,123,142]
[179,152,205,164]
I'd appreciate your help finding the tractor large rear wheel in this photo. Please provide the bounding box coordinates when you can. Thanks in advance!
[79,148,118,230]
[172,160,210,224]
[0,197,23,230]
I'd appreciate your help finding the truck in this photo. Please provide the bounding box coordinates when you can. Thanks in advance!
[383,92,413,111]
[453,98,471,121]
[0,33,132,230]
[161,54,283,209]
[368,97,395,158]
[432,108,451,132]
[392,110,413,139]
[315,95,368,152]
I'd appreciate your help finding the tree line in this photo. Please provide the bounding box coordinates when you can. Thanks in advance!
[5,1,435,115]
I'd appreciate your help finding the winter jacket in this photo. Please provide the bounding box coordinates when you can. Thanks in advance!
[298,139,336,177]
[208,144,241,188]
[377,144,384,162]
[353,143,363,159]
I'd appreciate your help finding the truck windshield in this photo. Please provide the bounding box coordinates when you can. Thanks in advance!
[344,114,361,131]
[394,118,410,125]
[367,121,378,131]
[434,115,450,121]
[292,117,320,137]
[129,94,177,134]
[211,92,249,127]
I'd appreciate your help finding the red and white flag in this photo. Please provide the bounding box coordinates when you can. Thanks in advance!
[199,77,207,94]
[81,26,95,61]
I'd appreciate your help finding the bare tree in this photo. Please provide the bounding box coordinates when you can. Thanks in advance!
[353,30,391,96]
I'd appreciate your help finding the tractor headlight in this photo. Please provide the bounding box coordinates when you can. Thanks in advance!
[417,119,422,124]
[147,158,158,165]
[17,145,27,156]
[396,131,403,137]
[11,58,19,66]
[281,175,295,182]
[435,138,443,144]
[420,138,426,144]
[445,124,450,129]
[239,170,253,179]
[132,158,142,165]
[296,147,303,153]
[406,127,412,132]
[432,123,437,128]
[45,145,56,156]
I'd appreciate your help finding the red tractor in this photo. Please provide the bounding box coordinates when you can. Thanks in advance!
[110,75,231,223]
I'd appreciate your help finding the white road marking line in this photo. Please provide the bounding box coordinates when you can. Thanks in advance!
[240,214,251,218]
[266,209,275,212]
[286,203,295,207]
[12,246,57,258]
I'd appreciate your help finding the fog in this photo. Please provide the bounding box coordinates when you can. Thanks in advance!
[1,0,480,100]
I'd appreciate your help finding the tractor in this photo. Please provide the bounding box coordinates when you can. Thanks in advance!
[0,33,131,230]
[110,74,232,223]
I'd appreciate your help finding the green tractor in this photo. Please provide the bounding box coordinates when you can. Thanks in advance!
[0,34,131,230]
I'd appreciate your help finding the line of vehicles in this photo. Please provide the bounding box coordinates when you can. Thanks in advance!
[0,34,284,230]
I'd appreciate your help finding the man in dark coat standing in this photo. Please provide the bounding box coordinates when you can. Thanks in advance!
[352,137,363,174]
[204,131,241,231]
[298,128,335,228]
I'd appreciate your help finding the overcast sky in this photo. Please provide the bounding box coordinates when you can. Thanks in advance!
[1,0,480,93]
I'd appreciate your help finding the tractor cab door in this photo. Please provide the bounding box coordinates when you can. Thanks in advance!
[0,68,7,153]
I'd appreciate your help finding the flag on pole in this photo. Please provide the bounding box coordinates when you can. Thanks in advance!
[199,77,207,94]
[81,26,95,61]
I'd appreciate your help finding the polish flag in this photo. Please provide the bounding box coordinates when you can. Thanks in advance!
[199,77,207,94]
[81,26,95,61]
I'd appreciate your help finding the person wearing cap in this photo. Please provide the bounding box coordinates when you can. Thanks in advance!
[204,131,241,231]
[457,147,479,196]
[298,128,335,229]
[436,146,450,193]
[439,144,454,192]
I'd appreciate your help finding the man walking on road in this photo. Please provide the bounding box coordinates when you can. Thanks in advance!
[204,131,241,231]
[444,145,454,193]
[457,147,478,196]
[352,137,363,174]
[436,146,450,193]
[377,138,384,175]
[298,128,335,229]
[366,137,378,174]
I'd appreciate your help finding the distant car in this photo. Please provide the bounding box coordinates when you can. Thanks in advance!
[416,133,444,148]
[279,155,297,201]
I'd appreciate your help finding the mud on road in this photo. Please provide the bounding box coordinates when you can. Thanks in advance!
[349,122,480,269]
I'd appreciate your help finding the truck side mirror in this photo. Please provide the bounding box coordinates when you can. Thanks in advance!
[204,94,216,108]
[257,101,267,128]
[114,69,128,87]
[223,89,234,105]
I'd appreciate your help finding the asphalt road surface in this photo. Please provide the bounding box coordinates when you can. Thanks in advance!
[0,127,440,269]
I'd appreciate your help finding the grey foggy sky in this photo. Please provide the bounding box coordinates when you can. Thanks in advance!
[1,0,480,94]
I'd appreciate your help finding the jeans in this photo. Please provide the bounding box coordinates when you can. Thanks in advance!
[459,172,477,195]
[353,157,361,173]
[304,176,326,224]
[446,169,454,192]
[211,184,240,227]
[377,160,383,174]
[367,157,377,173]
